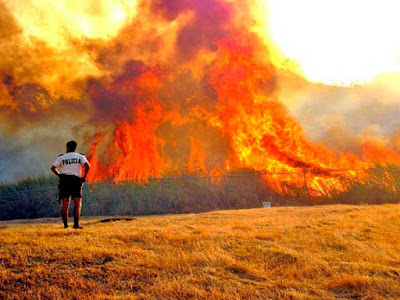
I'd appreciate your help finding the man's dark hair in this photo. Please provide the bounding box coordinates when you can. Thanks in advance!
[66,140,77,151]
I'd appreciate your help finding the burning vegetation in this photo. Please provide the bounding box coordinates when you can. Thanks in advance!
[1,0,400,195]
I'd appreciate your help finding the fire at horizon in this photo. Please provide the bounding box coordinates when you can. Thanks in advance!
[1,0,400,193]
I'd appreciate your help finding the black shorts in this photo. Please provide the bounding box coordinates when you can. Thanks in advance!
[59,175,83,199]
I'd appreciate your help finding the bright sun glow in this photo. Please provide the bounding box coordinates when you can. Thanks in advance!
[267,0,400,85]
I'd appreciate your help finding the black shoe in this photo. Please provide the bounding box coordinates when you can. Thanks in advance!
[64,225,69,229]
[73,226,83,230]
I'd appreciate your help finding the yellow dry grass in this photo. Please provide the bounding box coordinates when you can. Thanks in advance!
[1,204,400,299]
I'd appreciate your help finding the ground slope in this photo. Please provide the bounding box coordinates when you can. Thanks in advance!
[1,204,400,299]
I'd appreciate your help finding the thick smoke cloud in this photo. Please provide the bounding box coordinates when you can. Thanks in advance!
[153,0,233,60]
[0,116,92,182]
[280,79,400,155]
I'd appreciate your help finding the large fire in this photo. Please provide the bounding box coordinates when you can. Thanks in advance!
[1,0,400,192]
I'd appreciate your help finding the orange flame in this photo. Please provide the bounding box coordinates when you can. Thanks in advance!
[1,0,399,190]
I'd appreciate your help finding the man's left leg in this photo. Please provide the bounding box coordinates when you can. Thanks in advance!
[72,197,82,229]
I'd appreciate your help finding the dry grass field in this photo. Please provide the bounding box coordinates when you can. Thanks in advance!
[1,204,400,299]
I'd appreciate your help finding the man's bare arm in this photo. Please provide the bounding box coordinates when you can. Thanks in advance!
[82,163,90,181]
[50,165,61,177]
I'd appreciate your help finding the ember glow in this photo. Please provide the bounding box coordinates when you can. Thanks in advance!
[1,0,400,192]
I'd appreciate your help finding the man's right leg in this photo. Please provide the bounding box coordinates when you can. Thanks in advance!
[72,197,82,229]
[61,198,70,228]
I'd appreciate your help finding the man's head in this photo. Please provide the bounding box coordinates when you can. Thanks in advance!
[66,140,77,152]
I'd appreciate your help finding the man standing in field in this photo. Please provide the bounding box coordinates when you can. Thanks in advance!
[51,141,90,229]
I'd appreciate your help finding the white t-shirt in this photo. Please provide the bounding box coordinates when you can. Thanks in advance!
[53,152,90,178]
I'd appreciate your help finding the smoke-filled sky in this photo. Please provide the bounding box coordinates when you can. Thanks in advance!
[1,0,400,182]
[267,0,400,85]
